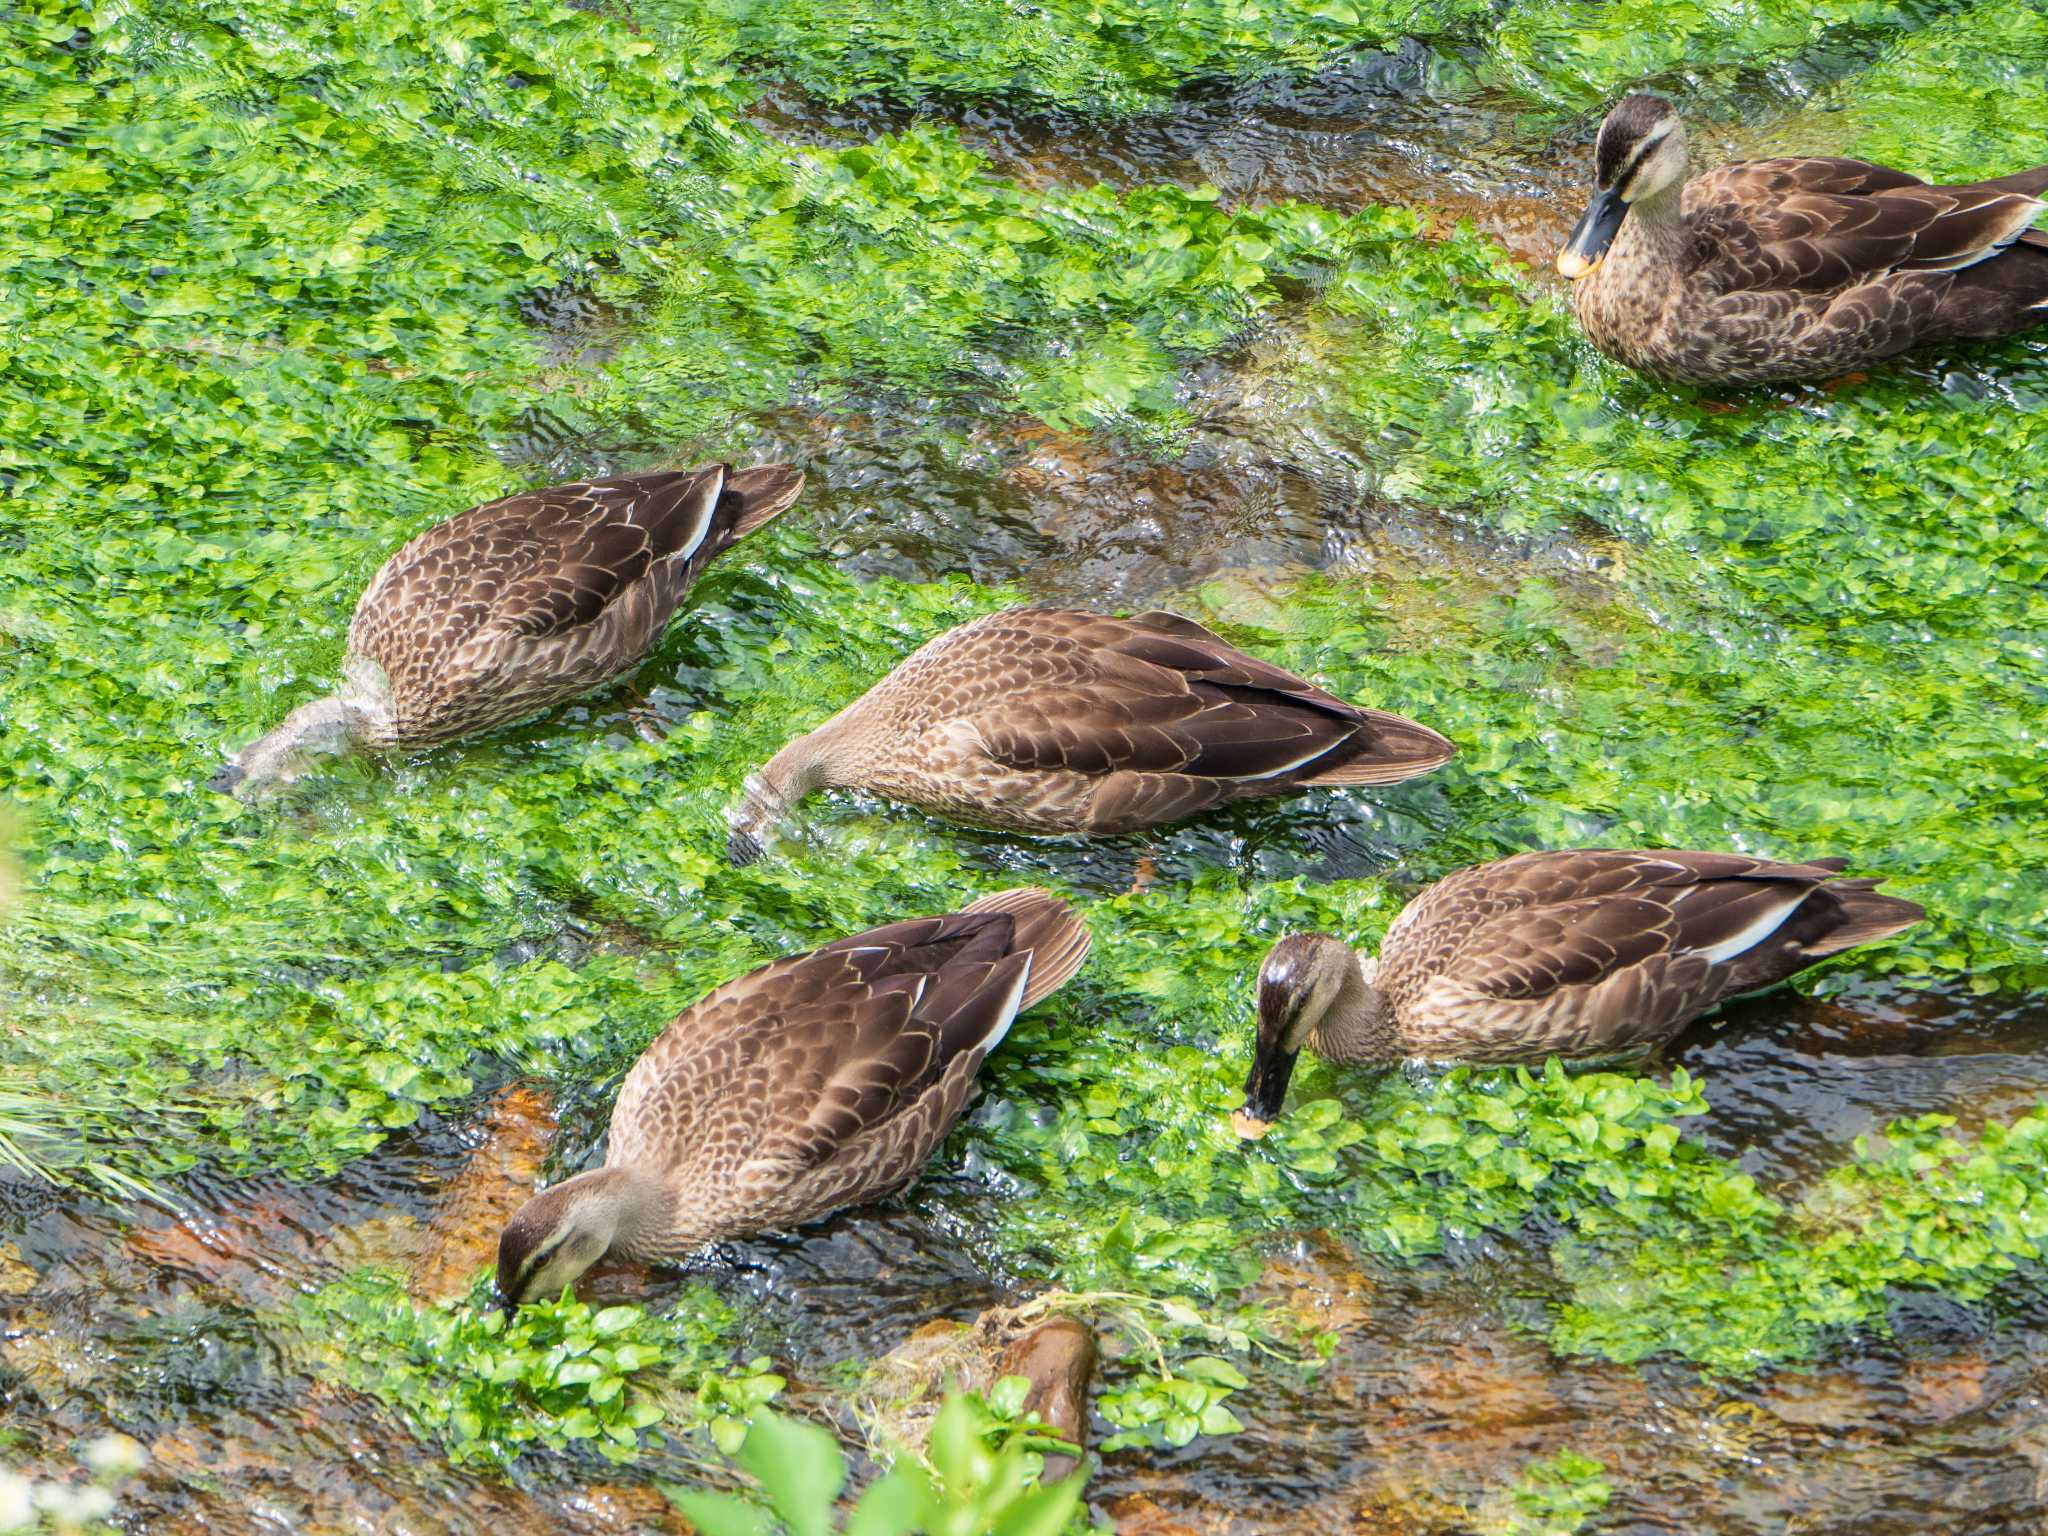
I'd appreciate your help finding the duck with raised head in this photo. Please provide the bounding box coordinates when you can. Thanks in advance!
[212,463,804,791]
[727,607,1455,861]
[1558,94,2048,384]
[494,887,1091,1309]
[1234,849,1923,1136]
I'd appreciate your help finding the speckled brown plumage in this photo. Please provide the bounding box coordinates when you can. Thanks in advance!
[729,607,1454,858]
[494,889,1091,1303]
[218,464,802,788]
[1239,849,1923,1129]
[1563,95,2048,385]
[351,464,802,743]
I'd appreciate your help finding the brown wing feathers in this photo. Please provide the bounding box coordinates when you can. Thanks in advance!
[494,465,800,638]
[1703,157,2046,290]
[1420,850,1922,1008]
[974,610,1452,790]
[705,891,1088,1179]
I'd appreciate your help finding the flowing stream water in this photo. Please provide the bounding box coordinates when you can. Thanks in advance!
[5,5,2048,1533]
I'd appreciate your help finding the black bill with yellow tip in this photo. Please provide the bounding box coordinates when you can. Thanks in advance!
[1234,1042,1300,1140]
[1557,185,1627,279]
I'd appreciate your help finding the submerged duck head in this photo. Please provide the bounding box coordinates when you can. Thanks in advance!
[209,695,367,796]
[1558,94,1689,280]
[1234,933,1378,1140]
[494,1166,663,1311]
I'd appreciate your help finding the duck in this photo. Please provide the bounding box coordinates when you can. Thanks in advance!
[494,887,1091,1308]
[727,607,1454,862]
[211,463,803,791]
[1234,848,1923,1136]
[1557,94,2048,384]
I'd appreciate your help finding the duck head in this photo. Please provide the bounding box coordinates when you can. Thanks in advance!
[494,1166,661,1312]
[209,695,367,795]
[1234,933,1379,1140]
[1558,94,1689,279]
[728,726,843,865]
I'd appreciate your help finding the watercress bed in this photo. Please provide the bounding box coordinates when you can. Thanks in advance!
[3,0,2046,1528]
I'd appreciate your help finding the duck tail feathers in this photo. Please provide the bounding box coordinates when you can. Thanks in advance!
[1803,882,1925,956]
[719,464,805,541]
[964,887,1092,1010]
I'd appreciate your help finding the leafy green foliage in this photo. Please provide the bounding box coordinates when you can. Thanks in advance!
[1096,1354,1247,1452]
[1482,0,1956,112]
[705,0,1487,112]
[293,1271,778,1467]
[1484,1450,1611,1536]
[672,1395,1093,1536]
[1752,0,2048,175]
[1552,1108,2048,1369]
[704,0,1961,114]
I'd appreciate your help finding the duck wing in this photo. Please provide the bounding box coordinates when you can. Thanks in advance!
[351,465,801,657]
[1692,157,2046,293]
[959,609,1452,792]
[1386,850,1920,1055]
[606,890,1088,1189]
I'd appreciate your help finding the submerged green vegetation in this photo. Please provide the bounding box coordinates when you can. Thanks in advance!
[297,1272,780,1467]
[4,0,2048,1514]
[709,0,1965,114]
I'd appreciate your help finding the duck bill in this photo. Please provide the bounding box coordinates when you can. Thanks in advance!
[1556,187,1627,279]
[1234,1044,1300,1140]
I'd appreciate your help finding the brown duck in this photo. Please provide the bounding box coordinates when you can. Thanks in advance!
[728,607,1455,861]
[1558,94,2048,384]
[213,464,803,790]
[495,887,1091,1308]
[1235,849,1923,1135]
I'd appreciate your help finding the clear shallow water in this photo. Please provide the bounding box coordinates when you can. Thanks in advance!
[5,6,2048,1533]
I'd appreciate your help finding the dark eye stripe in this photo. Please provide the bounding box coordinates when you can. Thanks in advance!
[519,1235,567,1281]
[1615,128,1672,192]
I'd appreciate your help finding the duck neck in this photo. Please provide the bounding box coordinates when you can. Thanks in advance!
[232,694,367,786]
[768,715,852,799]
[1309,953,1398,1066]
[580,1164,674,1262]
[1617,182,1690,267]
[732,715,852,856]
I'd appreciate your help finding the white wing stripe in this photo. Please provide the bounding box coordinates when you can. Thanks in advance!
[974,955,1035,1055]
[1692,890,1806,965]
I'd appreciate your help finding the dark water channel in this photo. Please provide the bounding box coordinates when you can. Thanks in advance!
[7,38,2048,1536]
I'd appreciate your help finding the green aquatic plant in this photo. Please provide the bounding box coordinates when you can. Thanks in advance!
[699,0,1953,115]
[294,1270,779,1467]
[1096,1355,1247,1453]
[1552,1107,2048,1369]
[670,1394,1094,1536]
[1481,1449,1611,1536]
[702,0,1487,112]
[1749,0,2048,175]
[1482,0,1955,112]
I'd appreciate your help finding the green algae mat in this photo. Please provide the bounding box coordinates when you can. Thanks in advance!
[4,0,2048,1529]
